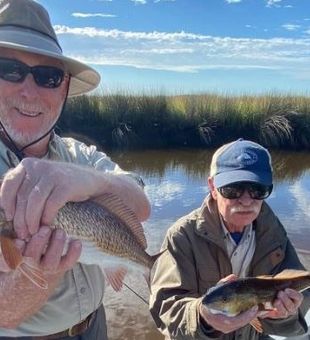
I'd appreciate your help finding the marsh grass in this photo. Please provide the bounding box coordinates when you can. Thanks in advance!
[59,92,310,150]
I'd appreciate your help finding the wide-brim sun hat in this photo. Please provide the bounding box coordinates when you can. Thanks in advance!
[0,0,100,97]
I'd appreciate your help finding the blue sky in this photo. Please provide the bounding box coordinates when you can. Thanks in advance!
[38,0,310,95]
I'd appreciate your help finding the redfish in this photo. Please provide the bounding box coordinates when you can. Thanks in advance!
[0,193,160,291]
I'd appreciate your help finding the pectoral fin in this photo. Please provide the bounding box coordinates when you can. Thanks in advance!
[250,318,263,333]
[0,235,47,289]
[19,259,48,290]
[0,235,23,269]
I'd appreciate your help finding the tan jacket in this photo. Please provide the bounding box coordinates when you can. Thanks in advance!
[150,195,309,340]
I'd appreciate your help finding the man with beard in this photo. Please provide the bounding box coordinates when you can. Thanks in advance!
[150,139,309,340]
[0,0,150,339]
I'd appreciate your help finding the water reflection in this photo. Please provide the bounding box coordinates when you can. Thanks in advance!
[103,148,310,340]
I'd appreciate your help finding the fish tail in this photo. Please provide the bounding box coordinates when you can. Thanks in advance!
[18,260,48,290]
[149,249,166,269]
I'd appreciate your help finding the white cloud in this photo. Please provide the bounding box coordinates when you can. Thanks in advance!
[226,0,242,3]
[154,0,176,2]
[266,0,282,7]
[72,12,116,18]
[282,24,301,31]
[130,0,147,4]
[54,26,310,78]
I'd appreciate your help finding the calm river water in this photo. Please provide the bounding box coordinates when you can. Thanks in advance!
[103,148,310,340]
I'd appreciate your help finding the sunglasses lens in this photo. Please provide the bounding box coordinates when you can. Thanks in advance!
[249,184,272,199]
[0,59,25,82]
[218,185,243,199]
[0,58,64,89]
[33,66,64,88]
[218,183,272,200]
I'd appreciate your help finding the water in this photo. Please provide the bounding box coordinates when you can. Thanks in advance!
[103,148,310,340]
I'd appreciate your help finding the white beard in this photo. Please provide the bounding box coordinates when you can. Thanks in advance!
[0,97,60,147]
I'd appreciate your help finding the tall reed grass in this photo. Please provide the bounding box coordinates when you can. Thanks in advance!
[58,92,310,150]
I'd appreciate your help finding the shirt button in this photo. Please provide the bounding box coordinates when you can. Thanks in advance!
[80,287,86,294]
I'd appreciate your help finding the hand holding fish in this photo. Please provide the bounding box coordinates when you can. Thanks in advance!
[200,303,259,334]
[199,274,260,334]
[201,269,309,334]
[0,157,149,240]
[258,288,303,320]
[0,225,82,287]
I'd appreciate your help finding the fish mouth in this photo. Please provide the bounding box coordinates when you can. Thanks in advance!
[204,305,236,317]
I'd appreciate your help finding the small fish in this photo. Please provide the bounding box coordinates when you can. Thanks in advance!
[0,193,160,291]
[202,269,310,333]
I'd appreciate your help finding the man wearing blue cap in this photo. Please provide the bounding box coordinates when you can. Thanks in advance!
[0,0,150,339]
[150,139,309,340]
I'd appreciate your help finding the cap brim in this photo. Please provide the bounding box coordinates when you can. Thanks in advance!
[214,170,273,188]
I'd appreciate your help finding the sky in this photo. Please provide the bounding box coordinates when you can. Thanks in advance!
[38,0,310,95]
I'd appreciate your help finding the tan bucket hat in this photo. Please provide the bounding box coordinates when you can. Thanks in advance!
[0,0,100,97]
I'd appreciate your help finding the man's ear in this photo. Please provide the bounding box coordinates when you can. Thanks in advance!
[208,177,217,200]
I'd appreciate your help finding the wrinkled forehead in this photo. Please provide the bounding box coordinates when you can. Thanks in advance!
[0,46,65,69]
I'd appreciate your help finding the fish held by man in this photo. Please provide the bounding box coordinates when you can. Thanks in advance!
[202,269,310,332]
[0,193,160,291]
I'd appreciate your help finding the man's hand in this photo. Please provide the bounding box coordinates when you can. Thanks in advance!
[200,304,259,334]
[0,158,107,239]
[0,226,82,275]
[258,289,303,320]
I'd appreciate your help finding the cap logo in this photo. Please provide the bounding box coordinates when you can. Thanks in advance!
[236,150,258,166]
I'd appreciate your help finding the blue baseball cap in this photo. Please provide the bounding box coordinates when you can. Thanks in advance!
[210,139,273,188]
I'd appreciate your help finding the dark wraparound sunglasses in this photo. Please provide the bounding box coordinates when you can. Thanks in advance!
[0,57,65,89]
[217,182,273,200]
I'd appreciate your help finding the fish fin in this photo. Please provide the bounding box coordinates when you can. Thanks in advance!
[92,193,147,249]
[273,269,310,279]
[149,250,166,269]
[104,267,127,292]
[0,235,23,269]
[0,236,48,289]
[256,274,274,280]
[18,260,48,290]
[250,318,263,333]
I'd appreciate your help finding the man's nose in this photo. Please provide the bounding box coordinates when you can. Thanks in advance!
[238,190,253,205]
[19,73,40,97]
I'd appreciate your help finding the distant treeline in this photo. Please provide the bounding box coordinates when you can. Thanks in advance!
[58,93,310,150]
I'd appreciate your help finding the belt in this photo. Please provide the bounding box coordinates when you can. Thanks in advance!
[32,308,98,340]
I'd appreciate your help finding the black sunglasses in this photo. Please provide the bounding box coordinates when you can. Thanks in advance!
[217,182,273,200]
[0,57,65,89]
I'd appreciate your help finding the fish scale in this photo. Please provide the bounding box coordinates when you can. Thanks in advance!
[53,200,155,269]
[0,193,160,290]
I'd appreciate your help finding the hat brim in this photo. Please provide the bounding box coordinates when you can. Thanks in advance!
[214,170,273,188]
[0,39,100,97]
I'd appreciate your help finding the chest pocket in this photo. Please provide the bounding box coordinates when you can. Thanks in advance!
[253,247,285,275]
